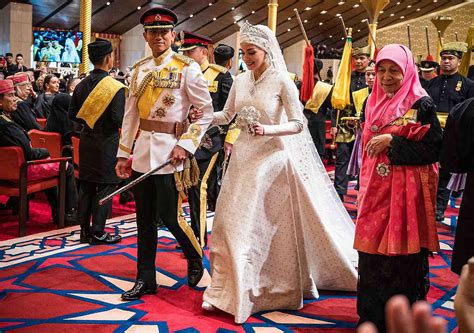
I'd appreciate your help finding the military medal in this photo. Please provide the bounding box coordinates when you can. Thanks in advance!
[376,163,390,177]
[162,93,176,106]
[154,107,167,118]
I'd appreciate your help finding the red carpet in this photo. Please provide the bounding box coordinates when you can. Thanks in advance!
[0,181,461,332]
[0,194,135,241]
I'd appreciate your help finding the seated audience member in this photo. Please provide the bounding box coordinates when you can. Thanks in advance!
[15,54,28,73]
[66,77,81,95]
[3,53,18,77]
[0,79,78,224]
[25,71,38,99]
[46,93,74,144]
[0,56,6,79]
[7,72,41,131]
[35,74,59,118]
[59,77,67,93]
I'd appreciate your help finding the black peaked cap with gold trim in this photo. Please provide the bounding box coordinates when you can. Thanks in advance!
[140,6,178,30]
[178,31,212,51]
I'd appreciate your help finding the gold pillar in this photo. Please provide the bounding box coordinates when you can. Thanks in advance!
[79,0,92,75]
[368,23,377,59]
[268,0,278,33]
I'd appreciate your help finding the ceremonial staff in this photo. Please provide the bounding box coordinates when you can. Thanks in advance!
[99,160,171,205]
[339,16,348,39]
[425,26,431,56]
[407,25,412,50]
[293,8,318,100]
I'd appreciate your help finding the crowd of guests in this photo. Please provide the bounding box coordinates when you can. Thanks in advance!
[0,49,134,229]
[315,43,343,59]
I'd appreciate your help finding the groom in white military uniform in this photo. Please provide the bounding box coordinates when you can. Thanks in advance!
[116,6,214,300]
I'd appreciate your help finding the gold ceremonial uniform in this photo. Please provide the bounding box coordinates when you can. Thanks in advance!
[117,48,214,175]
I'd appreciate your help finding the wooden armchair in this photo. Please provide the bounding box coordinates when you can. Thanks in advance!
[0,147,71,237]
[28,129,63,158]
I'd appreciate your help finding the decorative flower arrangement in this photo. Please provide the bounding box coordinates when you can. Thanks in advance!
[235,106,261,136]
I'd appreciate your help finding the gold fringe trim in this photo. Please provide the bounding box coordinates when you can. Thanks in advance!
[177,193,203,256]
[198,153,219,247]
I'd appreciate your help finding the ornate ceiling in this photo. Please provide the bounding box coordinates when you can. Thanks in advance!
[0,0,465,48]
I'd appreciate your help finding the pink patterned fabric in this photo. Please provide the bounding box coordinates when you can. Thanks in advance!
[365,44,428,132]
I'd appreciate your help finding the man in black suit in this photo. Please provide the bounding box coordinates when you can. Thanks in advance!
[69,39,126,244]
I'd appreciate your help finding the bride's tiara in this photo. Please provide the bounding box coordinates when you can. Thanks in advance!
[240,21,270,50]
[240,21,268,41]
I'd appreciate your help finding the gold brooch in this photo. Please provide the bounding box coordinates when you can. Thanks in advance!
[376,162,390,177]
[162,93,176,107]
[455,81,462,92]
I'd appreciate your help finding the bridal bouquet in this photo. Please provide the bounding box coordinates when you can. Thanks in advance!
[235,106,261,136]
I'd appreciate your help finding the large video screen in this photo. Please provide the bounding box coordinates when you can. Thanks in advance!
[33,30,83,63]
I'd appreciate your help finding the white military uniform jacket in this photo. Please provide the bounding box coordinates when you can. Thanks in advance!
[117,48,213,175]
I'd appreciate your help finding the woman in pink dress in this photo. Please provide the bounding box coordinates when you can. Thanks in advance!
[354,44,442,333]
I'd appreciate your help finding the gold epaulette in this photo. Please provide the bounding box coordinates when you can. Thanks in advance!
[132,55,153,70]
[173,53,194,66]
[130,56,153,97]
[208,63,228,74]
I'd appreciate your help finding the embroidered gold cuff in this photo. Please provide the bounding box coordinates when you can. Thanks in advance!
[119,144,132,154]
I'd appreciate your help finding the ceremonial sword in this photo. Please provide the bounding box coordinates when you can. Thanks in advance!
[98,160,172,206]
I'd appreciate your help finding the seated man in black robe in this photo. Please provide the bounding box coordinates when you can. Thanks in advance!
[0,78,78,224]
[4,72,41,131]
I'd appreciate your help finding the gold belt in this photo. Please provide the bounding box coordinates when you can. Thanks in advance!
[139,119,189,138]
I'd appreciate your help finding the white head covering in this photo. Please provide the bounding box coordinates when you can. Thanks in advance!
[239,21,288,73]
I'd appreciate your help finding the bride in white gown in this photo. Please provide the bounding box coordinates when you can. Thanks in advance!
[202,21,358,323]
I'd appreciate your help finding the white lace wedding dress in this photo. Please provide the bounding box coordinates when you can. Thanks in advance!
[203,67,358,323]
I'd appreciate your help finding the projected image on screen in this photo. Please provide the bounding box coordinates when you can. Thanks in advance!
[33,30,83,63]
